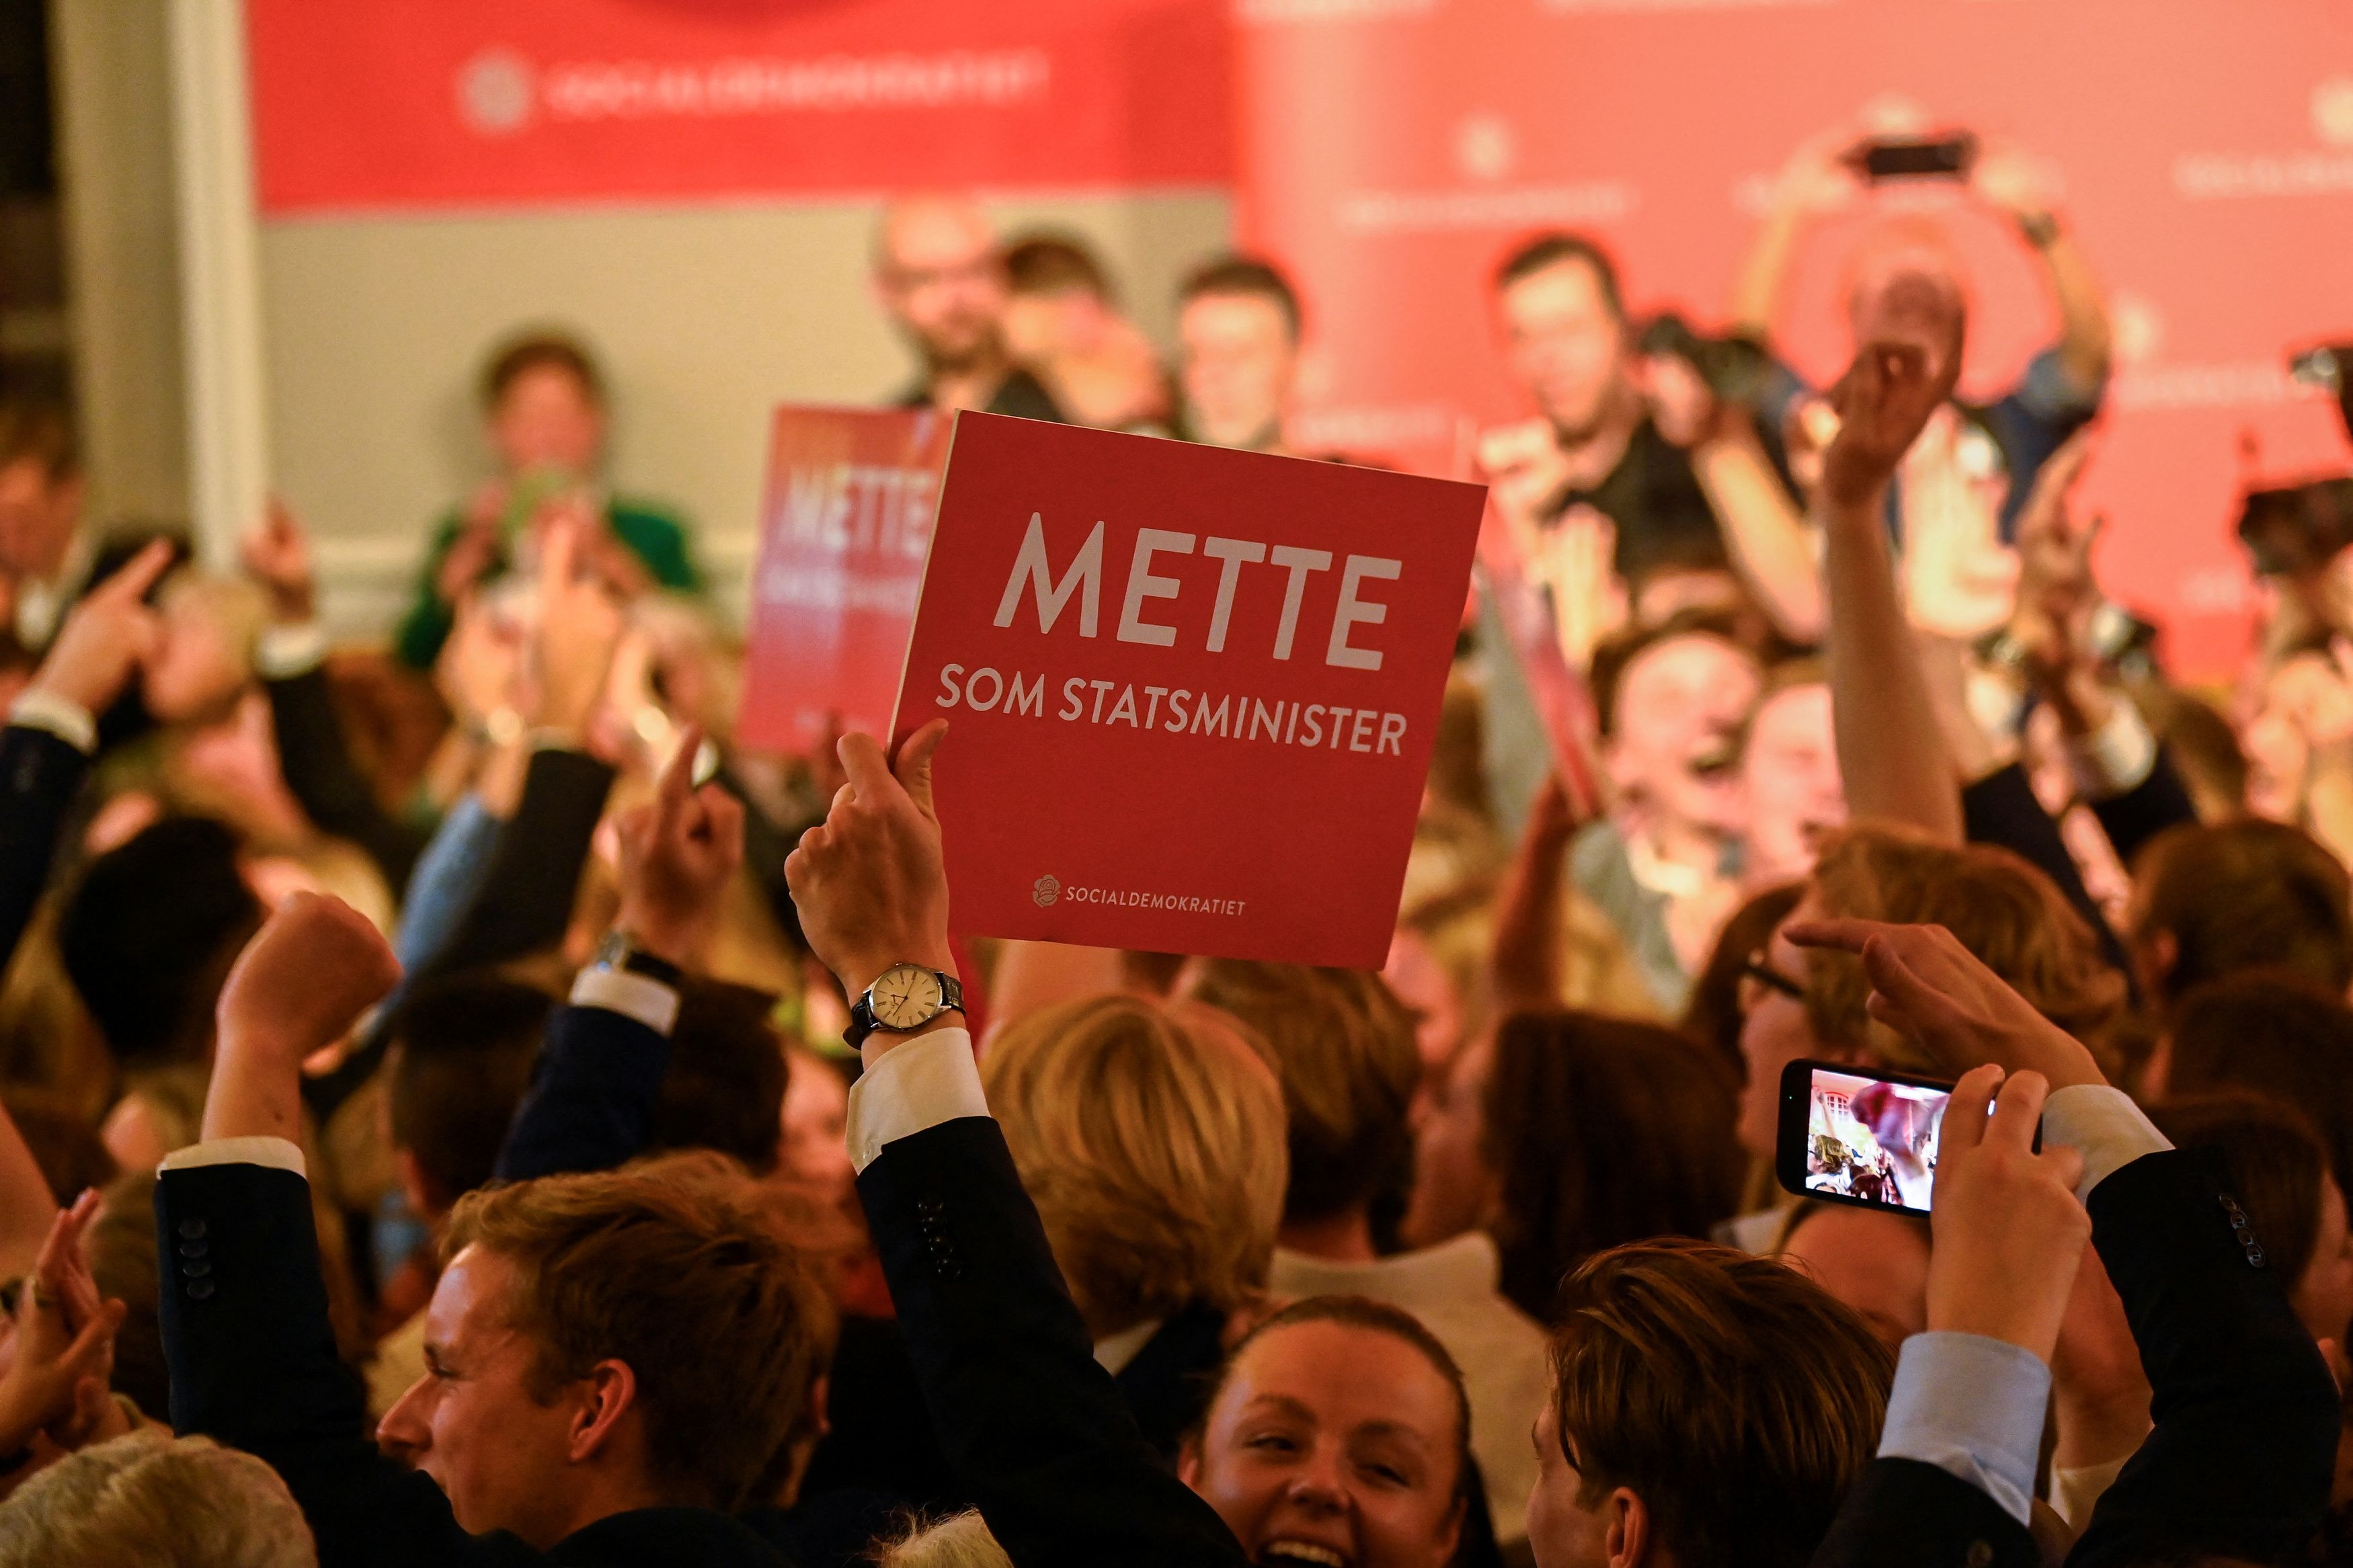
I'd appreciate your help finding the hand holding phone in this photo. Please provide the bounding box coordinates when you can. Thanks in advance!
[1923,1065,2090,1364]
[1779,1058,1965,1214]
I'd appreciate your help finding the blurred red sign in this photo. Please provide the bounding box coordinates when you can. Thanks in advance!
[893,413,1484,968]
[245,0,1229,214]
[738,406,948,755]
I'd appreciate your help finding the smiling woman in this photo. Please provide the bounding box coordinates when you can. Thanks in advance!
[1179,1296,1472,1568]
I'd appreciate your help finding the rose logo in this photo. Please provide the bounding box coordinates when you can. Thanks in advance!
[456,48,536,136]
[1032,875,1060,908]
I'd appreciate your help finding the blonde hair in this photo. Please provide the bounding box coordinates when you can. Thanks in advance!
[983,994,1286,1335]
[870,1512,1012,1568]
[1806,825,2124,1071]
[0,1430,315,1567]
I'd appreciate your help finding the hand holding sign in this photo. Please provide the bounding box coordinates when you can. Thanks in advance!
[784,720,955,1002]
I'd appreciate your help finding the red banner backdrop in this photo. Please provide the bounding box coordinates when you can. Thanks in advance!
[245,0,1228,213]
[1234,0,2353,679]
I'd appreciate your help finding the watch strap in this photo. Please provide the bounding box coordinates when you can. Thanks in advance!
[594,930,684,990]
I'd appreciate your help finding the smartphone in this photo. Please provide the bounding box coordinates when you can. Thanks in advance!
[1777,1059,1963,1216]
[1852,132,1977,183]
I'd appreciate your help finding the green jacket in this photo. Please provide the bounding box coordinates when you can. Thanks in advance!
[394,497,699,670]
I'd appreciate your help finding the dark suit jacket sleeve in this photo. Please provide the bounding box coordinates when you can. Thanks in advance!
[0,723,88,973]
[1808,1456,2038,1568]
[157,1162,514,1568]
[493,1002,672,1183]
[264,666,429,895]
[436,747,615,971]
[857,1117,1248,1568]
[1959,762,2132,979]
[2085,748,2197,872]
[2066,1149,2341,1568]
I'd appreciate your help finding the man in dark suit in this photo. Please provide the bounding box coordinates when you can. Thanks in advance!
[154,888,822,1567]
[1792,918,2342,1568]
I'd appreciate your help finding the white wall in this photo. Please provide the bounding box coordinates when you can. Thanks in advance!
[257,192,1230,637]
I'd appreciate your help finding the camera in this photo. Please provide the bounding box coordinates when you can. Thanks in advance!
[1847,131,1978,183]
[2290,342,2353,444]
[1636,313,1775,409]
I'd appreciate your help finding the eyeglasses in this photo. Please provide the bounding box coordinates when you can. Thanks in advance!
[1738,950,1806,1009]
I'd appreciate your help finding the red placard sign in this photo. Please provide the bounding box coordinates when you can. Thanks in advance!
[738,407,949,754]
[891,413,1484,968]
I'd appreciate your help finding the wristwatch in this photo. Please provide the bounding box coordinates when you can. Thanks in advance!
[846,963,965,1049]
[592,929,684,990]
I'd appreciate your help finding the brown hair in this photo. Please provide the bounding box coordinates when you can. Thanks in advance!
[1492,231,1626,321]
[2132,820,2353,1006]
[442,1163,836,1512]
[479,331,604,411]
[1681,881,1806,1079]
[1587,610,1756,739]
[1205,1294,1474,1508]
[1002,233,1111,302]
[1806,825,2124,1071]
[2166,973,2353,1193]
[2149,1094,2331,1290]
[1548,1239,1894,1568]
[1187,961,1421,1225]
[1484,1014,1745,1321]
[983,994,1286,1334]
[388,974,551,1210]
[0,399,75,479]
[1179,255,1302,340]
[653,979,788,1177]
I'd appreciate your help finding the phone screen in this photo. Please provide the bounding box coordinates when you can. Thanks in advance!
[1792,1063,1952,1214]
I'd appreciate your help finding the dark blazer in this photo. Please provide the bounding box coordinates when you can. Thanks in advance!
[1959,761,2132,980]
[1114,1299,1228,1468]
[155,1160,786,1567]
[0,722,89,973]
[495,1001,672,1184]
[263,665,430,897]
[859,1114,1248,1568]
[1810,1147,2341,1568]
[2085,747,2198,872]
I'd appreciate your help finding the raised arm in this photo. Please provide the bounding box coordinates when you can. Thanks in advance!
[1730,130,1860,342]
[1972,142,2110,398]
[787,724,1248,1568]
[1817,307,1968,843]
[1688,408,1825,644]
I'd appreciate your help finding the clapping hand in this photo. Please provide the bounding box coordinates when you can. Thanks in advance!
[612,725,744,968]
[783,722,954,1009]
[1925,1065,2091,1362]
[0,1192,128,1465]
[1782,918,2106,1091]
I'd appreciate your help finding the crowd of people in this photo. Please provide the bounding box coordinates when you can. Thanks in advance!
[0,118,2342,1568]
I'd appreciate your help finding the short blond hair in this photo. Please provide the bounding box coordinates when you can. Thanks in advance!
[0,1430,314,1567]
[1805,825,2124,1072]
[983,994,1286,1335]
[871,1512,1012,1568]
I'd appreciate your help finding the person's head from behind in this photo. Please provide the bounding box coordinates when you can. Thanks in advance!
[0,399,81,583]
[0,1429,314,1568]
[1185,960,1418,1243]
[2128,819,2353,1014]
[1492,233,1630,444]
[1839,216,1970,362]
[1773,1200,1931,1352]
[1591,614,1761,847]
[389,973,552,1221]
[1736,826,2122,1161]
[1181,1295,1470,1568]
[58,815,263,1069]
[1178,255,1303,452]
[1408,1012,1743,1321]
[2161,973,2353,1200]
[480,331,605,479]
[872,1511,1012,1568]
[1530,1240,1892,1568]
[982,993,1286,1338]
[874,193,1007,374]
[375,1164,834,1545]
[2148,1093,2353,1344]
[1739,661,1843,886]
[651,978,790,1177]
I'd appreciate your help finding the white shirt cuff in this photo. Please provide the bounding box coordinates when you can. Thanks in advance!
[2042,1084,2172,1201]
[9,688,96,755]
[254,622,330,680]
[2067,699,2157,800]
[159,1135,307,1179]
[568,966,681,1036]
[845,1026,984,1173]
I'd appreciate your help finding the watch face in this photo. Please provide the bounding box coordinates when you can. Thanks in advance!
[869,964,945,1030]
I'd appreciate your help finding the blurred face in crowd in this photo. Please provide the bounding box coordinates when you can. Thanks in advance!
[490,364,604,480]
[1181,290,1297,451]
[1735,900,1830,1159]
[0,455,82,581]
[1497,257,1629,445]
[2294,1175,2353,1344]
[1842,227,1967,370]
[378,1247,633,1547]
[1740,682,1845,885]
[1605,634,1759,843]
[144,575,254,723]
[780,1047,856,1216]
[876,197,1008,374]
[1778,1206,1928,1352]
[1400,1030,1497,1251]
[1182,1318,1466,1568]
